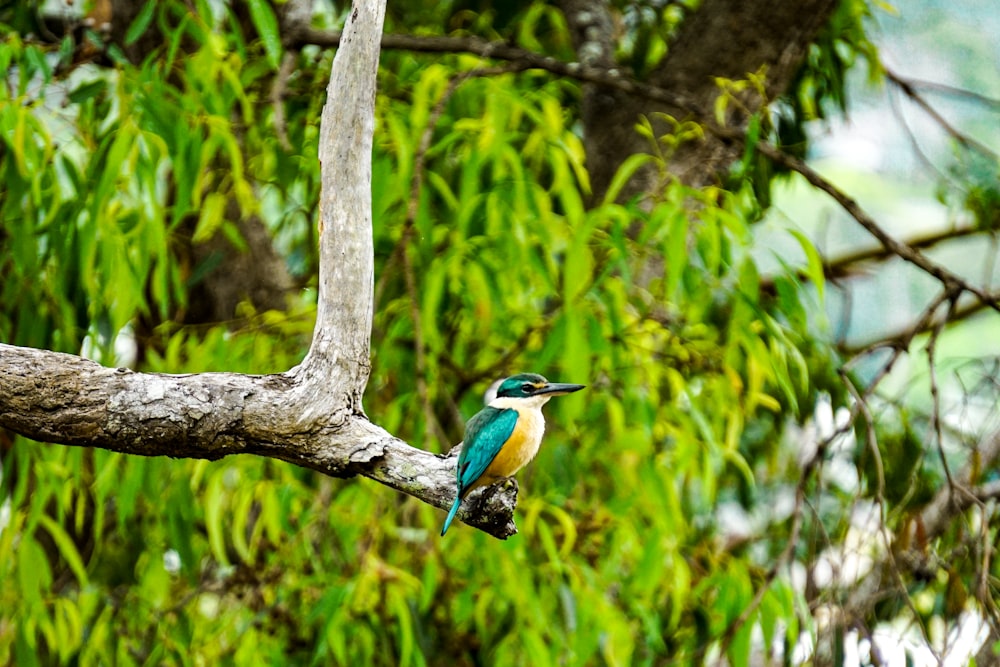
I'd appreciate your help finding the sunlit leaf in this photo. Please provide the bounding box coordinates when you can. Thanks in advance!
[203,470,230,567]
[788,228,826,301]
[125,1,157,46]
[603,153,655,205]
[37,515,89,587]
[193,192,228,243]
[247,0,282,69]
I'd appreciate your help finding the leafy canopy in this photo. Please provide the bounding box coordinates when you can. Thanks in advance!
[2,1,991,666]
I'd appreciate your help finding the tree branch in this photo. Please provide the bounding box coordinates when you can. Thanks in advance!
[762,223,985,292]
[920,427,1000,541]
[0,0,518,539]
[836,289,1000,356]
[296,28,705,111]
[888,74,1000,110]
[885,66,999,160]
[299,0,838,195]
[298,0,384,403]
[0,344,515,537]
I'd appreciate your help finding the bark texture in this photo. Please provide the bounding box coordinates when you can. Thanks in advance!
[0,0,517,539]
[560,0,840,198]
[0,344,514,537]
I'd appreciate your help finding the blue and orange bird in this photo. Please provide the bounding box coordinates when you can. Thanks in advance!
[440,373,585,536]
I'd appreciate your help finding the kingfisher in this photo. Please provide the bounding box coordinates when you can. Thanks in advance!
[440,373,585,536]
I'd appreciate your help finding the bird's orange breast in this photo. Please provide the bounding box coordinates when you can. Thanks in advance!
[480,407,545,485]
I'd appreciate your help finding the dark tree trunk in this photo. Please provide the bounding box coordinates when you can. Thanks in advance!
[560,0,839,199]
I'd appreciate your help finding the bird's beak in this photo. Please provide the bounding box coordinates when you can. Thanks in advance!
[536,382,586,396]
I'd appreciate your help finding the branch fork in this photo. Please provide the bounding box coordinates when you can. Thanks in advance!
[0,0,518,539]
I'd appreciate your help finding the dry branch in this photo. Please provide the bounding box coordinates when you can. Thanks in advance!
[0,0,517,539]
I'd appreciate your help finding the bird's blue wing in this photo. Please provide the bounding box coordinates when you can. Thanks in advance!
[456,406,518,496]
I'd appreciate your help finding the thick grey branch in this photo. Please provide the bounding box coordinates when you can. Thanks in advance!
[0,344,516,538]
[0,0,519,539]
[296,0,385,407]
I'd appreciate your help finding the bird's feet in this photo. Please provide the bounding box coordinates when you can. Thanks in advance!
[473,477,519,519]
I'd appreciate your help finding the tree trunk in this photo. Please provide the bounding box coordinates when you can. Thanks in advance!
[560,0,839,199]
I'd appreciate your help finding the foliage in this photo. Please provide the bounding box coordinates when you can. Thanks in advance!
[2,1,998,665]
[940,150,1000,232]
[736,0,883,207]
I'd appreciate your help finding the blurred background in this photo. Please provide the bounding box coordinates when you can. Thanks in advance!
[2,0,999,664]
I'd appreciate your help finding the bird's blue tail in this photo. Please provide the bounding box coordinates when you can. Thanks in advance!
[441,495,462,536]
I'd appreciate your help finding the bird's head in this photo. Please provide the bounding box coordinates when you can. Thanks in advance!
[494,373,585,403]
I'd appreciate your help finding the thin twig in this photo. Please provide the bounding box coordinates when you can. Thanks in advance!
[976,497,1000,640]
[926,291,961,495]
[921,427,1000,540]
[888,74,1000,110]
[399,74,461,449]
[838,290,1000,356]
[842,371,940,664]
[885,67,999,160]
[841,371,885,501]
[761,224,984,292]
[744,138,1000,312]
[271,50,298,151]
[887,79,962,191]
[715,483,806,658]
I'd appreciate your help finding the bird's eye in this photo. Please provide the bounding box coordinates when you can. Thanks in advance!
[521,383,536,394]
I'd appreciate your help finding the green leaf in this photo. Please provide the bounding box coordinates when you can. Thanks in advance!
[665,210,689,299]
[728,617,753,667]
[789,228,826,301]
[37,515,89,587]
[125,2,157,46]
[714,91,730,126]
[744,113,761,152]
[67,79,107,105]
[15,624,43,667]
[204,471,230,566]
[247,0,282,69]
[17,536,52,606]
[602,153,654,205]
[193,192,227,243]
[23,46,52,84]
[563,235,594,304]
[52,599,84,661]
[231,486,255,562]
[388,590,415,667]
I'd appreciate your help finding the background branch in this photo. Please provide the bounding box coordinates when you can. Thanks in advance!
[885,66,1000,160]
[299,27,1000,322]
[837,291,999,355]
[762,224,985,292]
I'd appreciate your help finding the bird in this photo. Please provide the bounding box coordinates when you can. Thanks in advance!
[440,373,585,536]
